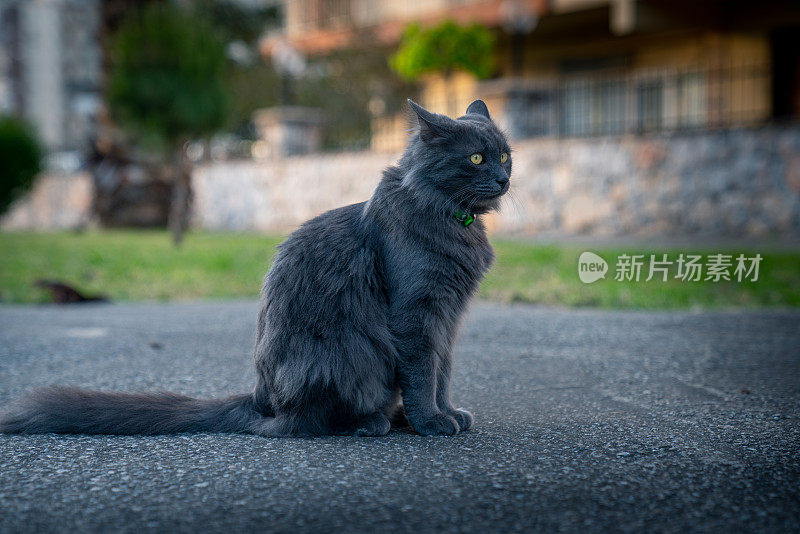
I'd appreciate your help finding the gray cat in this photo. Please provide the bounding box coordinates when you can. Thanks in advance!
[0,99,511,437]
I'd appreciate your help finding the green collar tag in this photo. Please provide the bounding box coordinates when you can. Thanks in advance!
[454,210,475,227]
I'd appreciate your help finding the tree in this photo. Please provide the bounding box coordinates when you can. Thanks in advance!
[107,3,229,245]
[296,31,417,151]
[193,0,283,135]
[0,116,41,216]
[390,20,494,115]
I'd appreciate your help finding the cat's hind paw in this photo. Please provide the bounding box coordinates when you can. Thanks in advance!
[352,412,391,437]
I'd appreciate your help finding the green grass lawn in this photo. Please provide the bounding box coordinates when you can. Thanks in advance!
[1,231,798,309]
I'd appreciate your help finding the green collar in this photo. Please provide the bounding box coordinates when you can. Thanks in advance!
[454,210,475,227]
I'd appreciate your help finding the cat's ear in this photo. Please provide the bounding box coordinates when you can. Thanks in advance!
[465,99,491,120]
[408,99,452,143]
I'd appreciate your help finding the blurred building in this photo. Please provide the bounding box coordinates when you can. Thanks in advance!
[187,0,800,238]
[3,0,797,238]
[0,0,102,167]
[269,0,800,150]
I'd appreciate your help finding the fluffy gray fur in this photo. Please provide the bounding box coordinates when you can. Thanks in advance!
[0,99,512,437]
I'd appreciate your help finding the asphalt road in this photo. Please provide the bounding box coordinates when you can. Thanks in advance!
[1,301,798,533]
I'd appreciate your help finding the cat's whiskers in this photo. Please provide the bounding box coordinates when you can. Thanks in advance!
[503,187,525,219]
[444,185,478,213]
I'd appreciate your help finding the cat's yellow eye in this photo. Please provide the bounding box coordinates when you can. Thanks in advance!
[470,153,483,165]
[500,152,508,163]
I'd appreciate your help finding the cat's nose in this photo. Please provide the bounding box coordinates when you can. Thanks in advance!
[495,177,509,187]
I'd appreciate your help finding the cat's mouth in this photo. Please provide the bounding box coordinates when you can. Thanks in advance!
[467,191,506,213]
[480,187,509,202]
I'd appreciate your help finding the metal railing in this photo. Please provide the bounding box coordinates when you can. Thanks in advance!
[501,63,774,139]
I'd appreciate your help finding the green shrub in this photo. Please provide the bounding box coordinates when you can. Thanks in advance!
[0,116,41,215]
[390,21,495,81]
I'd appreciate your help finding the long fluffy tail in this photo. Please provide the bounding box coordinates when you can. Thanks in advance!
[0,386,261,435]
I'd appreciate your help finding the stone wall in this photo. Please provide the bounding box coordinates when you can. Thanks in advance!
[6,127,796,237]
[498,125,800,237]
[192,125,800,239]
[192,151,394,232]
[1,172,93,230]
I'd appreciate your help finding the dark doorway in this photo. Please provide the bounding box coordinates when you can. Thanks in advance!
[771,28,800,119]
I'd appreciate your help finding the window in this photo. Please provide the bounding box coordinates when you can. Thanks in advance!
[677,72,706,127]
[637,80,663,132]
[600,80,626,134]
[506,89,555,138]
[562,80,591,136]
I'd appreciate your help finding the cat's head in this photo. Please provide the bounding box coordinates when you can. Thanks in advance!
[403,99,511,215]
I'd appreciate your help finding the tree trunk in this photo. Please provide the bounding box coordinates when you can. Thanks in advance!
[168,147,191,247]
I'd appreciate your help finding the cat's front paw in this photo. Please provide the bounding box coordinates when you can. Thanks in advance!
[410,413,459,436]
[446,408,473,432]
